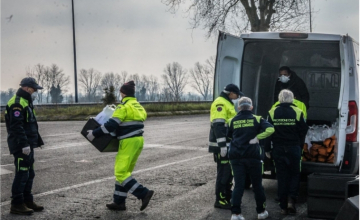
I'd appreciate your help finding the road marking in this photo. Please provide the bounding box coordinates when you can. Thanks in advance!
[0,167,13,175]
[1,142,89,156]
[0,154,212,206]
[283,203,307,220]
[43,133,79,137]
[0,164,13,167]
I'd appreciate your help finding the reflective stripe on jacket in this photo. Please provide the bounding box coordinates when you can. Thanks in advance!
[5,88,44,154]
[227,110,274,160]
[93,96,147,140]
[208,92,236,153]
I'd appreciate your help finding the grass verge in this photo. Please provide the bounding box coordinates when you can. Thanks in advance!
[1,103,211,122]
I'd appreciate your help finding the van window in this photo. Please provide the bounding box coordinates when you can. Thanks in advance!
[241,40,341,124]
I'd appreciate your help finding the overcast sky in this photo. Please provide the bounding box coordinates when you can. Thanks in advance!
[1,0,359,95]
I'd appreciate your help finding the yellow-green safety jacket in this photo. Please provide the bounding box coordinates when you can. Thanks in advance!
[208,92,236,153]
[93,96,147,139]
[271,99,307,120]
[5,88,44,154]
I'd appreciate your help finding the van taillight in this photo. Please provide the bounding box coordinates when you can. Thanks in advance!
[346,101,358,142]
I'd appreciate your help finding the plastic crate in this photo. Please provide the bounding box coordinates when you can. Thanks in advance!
[307,196,345,219]
[81,118,119,152]
[335,195,359,220]
[307,173,356,199]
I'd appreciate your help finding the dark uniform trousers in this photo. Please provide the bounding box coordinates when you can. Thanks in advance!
[230,158,266,214]
[11,150,35,204]
[215,154,233,202]
[272,145,301,209]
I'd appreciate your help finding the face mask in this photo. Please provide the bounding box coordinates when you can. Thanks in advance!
[31,92,38,101]
[278,75,290,83]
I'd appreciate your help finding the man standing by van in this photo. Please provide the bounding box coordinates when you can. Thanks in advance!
[274,66,310,109]
[266,89,308,215]
[5,77,45,215]
[209,84,243,209]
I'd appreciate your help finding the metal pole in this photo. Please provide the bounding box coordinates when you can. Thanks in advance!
[71,0,78,103]
[309,0,312,32]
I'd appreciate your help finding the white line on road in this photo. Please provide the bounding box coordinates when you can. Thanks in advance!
[0,164,13,167]
[1,142,89,156]
[0,167,12,175]
[0,154,212,206]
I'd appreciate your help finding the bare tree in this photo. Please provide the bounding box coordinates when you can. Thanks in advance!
[146,75,160,101]
[101,72,122,101]
[190,62,213,100]
[26,64,47,103]
[78,68,102,102]
[162,0,311,37]
[120,71,128,84]
[162,62,188,101]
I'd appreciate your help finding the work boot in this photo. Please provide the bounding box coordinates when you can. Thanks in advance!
[140,190,154,211]
[287,198,296,214]
[106,202,126,211]
[10,203,34,215]
[25,201,44,212]
[280,209,288,215]
[214,200,231,209]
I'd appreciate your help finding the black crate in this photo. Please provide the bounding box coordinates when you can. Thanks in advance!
[346,179,359,198]
[308,196,345,219]
[81,118,119,152]
[307,173,356,199]
[335,195,359,220]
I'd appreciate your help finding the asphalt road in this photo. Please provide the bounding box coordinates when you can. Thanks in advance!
[1,115,312,220]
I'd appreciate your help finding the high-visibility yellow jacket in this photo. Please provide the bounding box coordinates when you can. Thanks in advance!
[208,92,236,153]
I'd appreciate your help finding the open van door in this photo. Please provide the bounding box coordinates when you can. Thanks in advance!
[337,35,351,167]
[214,32,244,98]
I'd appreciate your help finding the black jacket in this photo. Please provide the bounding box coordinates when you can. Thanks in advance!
[274,71,310,109]
[227,110,274,160]
[5,88,44,154]
[266,103,308,150]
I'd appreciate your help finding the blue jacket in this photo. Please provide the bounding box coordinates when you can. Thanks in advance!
[227,110,274,160]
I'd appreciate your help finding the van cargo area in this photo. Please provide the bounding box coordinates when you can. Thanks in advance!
[239,40,342,171]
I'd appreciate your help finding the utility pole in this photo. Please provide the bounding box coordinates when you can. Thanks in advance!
[71,0,79,103]
[309,0,312,32]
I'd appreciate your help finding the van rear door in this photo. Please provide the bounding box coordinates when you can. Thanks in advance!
[214,32,244,97]
[337,35,351,166]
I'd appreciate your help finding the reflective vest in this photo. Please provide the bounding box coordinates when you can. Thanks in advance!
[271,99,307,120]
[208,93,236,153]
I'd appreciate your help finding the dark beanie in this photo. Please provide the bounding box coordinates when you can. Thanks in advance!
[120,81,135,96]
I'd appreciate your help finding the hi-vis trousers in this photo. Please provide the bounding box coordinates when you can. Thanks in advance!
[113,136,149,204]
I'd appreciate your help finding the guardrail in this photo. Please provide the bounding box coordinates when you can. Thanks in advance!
[0,101,212,112]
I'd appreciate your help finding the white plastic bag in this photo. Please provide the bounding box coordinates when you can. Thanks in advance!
[94,105,116,125]
[306,124,336,142]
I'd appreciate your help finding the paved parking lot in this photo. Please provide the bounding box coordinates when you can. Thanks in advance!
[1,115,311,220]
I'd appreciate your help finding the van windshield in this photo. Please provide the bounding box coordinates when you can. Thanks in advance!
[241,40,341,124]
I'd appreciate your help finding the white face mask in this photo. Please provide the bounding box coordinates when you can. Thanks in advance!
[278,75,290,83]
[31,92,38,101]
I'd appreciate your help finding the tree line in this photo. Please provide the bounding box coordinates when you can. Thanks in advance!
[1,57,215,105]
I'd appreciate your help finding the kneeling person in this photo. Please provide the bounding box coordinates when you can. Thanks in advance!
[227,97,274,220]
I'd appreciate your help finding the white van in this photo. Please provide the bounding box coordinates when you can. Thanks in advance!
[214,31,359,176]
